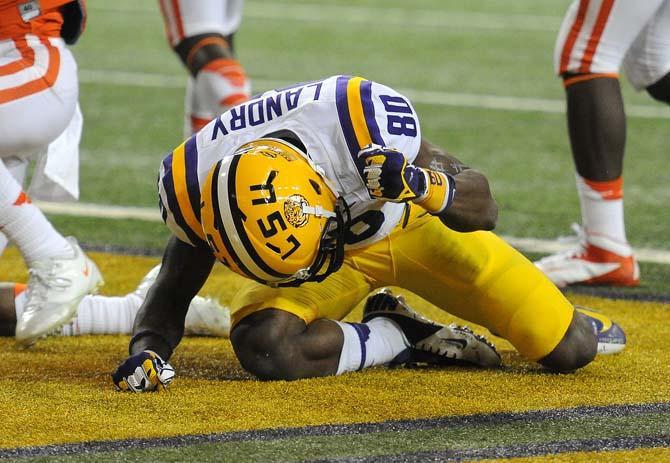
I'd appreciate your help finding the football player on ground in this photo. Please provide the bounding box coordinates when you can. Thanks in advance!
[535,0,670,287]
[0,0,103,345]
[0,266,230,339]
[112,76,624,391]
[158,0,250,135]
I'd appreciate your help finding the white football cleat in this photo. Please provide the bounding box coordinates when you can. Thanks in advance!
[16,238,103,346]
[184,296,231,338]
[534,226,639,287]
[363,289,501,368]
[133,264,161,300]
[134,264,230,338]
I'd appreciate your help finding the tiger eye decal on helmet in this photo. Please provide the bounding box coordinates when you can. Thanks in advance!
[284,195,310,228]
[201,138,349,287]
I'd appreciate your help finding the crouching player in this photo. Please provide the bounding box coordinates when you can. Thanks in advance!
[112,76,625,391]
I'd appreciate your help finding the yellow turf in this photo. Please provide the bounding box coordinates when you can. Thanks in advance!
[475,448,670,463]
[0,248,668,448]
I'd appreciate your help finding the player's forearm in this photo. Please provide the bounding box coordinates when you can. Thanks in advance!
[438,168,498,232]
[414,139,498,232]
[129,236,215,359]
[130,290,186,359]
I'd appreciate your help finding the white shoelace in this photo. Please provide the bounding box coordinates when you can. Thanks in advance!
[537,223,588,263]
[24,261,71,312]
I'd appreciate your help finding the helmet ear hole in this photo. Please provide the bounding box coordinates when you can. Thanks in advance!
[309,179,322,195]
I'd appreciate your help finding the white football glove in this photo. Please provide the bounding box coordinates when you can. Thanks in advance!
[112,350,175,392]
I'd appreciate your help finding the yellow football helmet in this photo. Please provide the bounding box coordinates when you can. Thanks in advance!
[201,138,349,286]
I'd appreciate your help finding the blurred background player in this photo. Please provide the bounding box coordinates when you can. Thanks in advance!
[0,0,103,345]
[158,0,251,135]
[535,0,670,287]
[0,266,230,339]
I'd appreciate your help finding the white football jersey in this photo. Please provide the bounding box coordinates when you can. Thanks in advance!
[158,75,422,250]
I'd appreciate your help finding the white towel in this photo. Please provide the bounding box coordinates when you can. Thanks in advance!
[28,104,82,202]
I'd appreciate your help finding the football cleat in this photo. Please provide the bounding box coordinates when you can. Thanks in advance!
[184,296,231,338]
[134,265,230,338]
[16,238,103,346]
[534,227,639,287]
[362,289,501,368]
[576,306,626,355]
[132,264,161,300]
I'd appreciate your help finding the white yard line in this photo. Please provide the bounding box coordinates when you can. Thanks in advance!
[245,3,563,32]
[35,200,670,264]
[79,70,670,120]
[36,201,161,222]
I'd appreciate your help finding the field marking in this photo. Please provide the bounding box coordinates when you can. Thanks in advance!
[351,436,670,463]
[78,69,670,120]
[90,2,564,32]
[36,200,670,264]
[2,403,668,459]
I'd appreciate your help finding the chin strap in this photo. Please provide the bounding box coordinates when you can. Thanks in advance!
[275,197,351,287]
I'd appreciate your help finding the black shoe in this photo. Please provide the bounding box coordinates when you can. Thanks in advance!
[362,289,501,368]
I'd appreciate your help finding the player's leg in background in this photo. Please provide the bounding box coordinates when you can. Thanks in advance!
[0,36,103,344]
[389,216,599,372]
[0,157,28,258]
[646,72,670,104]
[0,283,21,336]
[624,0,670,107]
[0,266,230,338]
[534,0,666,287]
[0,279,139,338]
[158,0,250,135]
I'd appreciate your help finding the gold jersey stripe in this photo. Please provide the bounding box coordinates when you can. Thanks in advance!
[171,141,206,241]
[346,76,374,149]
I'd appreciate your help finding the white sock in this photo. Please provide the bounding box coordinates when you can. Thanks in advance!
[334,318,409,375]
[576,174,630,252]
[0,232,7,259]
[15,291,141,336]
[14,287,27,320]
[0,161,71,265]
[60,294,141,335]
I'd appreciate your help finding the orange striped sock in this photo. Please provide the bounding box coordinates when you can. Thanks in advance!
[583,177,623,200]
[14,283,26,297]
[577,175,628,247]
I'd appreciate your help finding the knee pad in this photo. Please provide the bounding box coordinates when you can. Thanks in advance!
[646,73,670,104]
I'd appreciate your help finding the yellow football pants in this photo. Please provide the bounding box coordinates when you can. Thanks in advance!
[231,209,574,361]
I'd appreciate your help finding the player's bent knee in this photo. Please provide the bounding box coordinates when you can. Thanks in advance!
[230,309,308,381]
[539,311,597,372]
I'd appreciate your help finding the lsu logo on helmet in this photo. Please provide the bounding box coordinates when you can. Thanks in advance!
[201,138,349,286]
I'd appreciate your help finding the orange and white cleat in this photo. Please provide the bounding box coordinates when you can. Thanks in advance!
[535,227,639,288]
